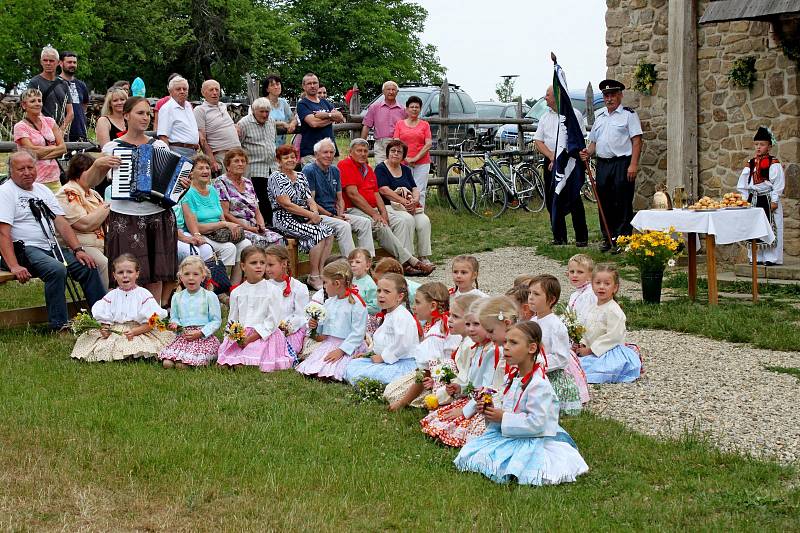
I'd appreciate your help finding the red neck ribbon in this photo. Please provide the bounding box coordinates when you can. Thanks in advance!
[282,275,292,297]
[448,287,456,295]
[472,339,491,365]
[344,286,366,307]
[504,363,546,411]
[426,309,449,335]
[413,315,424,338]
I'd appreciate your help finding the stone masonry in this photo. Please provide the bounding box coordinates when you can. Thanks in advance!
[605,0,800,262]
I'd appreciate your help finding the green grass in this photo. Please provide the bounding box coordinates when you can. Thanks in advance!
[765,366,800,381]
[2,330,799,530]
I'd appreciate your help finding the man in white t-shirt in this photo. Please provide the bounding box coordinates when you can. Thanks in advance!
[0,151,106,331]
[534,85,588,246]
[157,76,200,158]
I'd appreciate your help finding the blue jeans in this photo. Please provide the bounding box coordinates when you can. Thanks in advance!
[22,245,106,330]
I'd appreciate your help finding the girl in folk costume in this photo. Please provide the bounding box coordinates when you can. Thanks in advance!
[505,278,534,321]
[344,273,420,385]
[528,275,588,413]
[454,322,589,486]
[385,282,456,411]
[71,254,175,362]
[576,264,641,383]
[372,256,420,304]
[217,246,289,369]
[349,248,380,334]
[420,297,510,447]
[159,256,222,368]
[260,244,309,371]
[737,126,785,266]
[449,255,487,298]
[566,253,596,326]
[296,261,368,381]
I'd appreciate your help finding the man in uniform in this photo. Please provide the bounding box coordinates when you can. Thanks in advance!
[580,79,643,251]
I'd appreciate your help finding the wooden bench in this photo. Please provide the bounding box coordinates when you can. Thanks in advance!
[0,269,87,327]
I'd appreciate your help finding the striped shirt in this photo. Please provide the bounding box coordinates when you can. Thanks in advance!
[237,113,277,178]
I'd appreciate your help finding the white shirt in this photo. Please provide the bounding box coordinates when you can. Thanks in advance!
[533,313,571,371]
[533,107,585,157]
[157,98,200,144]
[0,180,64,251]
[588,106,642,158]
[450,287,487,298]
[228,279,282,339]
[498,370,560,438]
[92,286,166,324]
[267,277,310,333]
[462,341,507,418]
[582,300,627,356]
[737,160,785,204]
[102,139,170,216]
[568,282,597,326]
[372,305,419,364]
[411,320,449,369]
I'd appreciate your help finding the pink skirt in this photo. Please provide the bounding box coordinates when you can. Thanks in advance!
[567,351,591,404]
[296,336,367,381]
[258,327,307,372]
[218,328,291,370]
[420,397,487,448]
[159,327,220,366]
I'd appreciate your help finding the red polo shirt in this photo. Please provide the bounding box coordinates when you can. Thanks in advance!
[338,156,380,209]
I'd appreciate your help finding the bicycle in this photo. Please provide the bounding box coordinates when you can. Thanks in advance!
[437,138,481,211]
[459,135,546,219]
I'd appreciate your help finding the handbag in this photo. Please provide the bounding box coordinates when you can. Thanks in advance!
[190,245,231,294]
[203,226,245,244]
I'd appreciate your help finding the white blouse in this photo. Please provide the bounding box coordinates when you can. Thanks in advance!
[568,282,597,326]
[268,277,310,333]
[411,320,449,369]
[372,305,419,364]
[451,287,488,298]
[498,370,560,438]
[92,286,167,324]
[737,160,785,204]
[533,313,571,371]
[228,279,282,339]
[581,300,627,357]
[462,341,507,419]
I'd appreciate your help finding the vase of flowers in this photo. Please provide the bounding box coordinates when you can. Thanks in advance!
[616,228,680,304]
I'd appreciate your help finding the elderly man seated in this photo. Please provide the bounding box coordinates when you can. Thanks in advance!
[0,151,106,331]
[337,139,434,276]
[303,138,374,256]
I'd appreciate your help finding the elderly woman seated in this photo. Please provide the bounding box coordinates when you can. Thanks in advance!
[268,144,334,289]
[55,153,118,289]
[373,139,432,265]
[176,154,251,285]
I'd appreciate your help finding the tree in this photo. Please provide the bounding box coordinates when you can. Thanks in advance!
[495,77,520,103]
[282,0,446,99]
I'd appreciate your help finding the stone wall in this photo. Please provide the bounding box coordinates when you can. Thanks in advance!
[605,0,800,262]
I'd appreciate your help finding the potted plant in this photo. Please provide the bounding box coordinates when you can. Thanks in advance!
[616,228,680,304]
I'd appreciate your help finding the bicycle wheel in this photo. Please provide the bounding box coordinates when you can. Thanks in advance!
[514,163,546,213]
[443,162,466,210]
[460,168,508,219]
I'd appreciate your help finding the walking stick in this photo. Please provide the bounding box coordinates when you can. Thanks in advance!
[585,161,613,247]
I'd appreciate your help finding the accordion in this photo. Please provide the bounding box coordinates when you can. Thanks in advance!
[110,144,192,207]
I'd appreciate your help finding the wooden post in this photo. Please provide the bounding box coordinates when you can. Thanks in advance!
[706,234,718,305]
[687,232,697,301]
[516,99,525,152]
[348,83,360,142]
[751,239,759,302]
[667,0,698,199]
[435,79,450,180]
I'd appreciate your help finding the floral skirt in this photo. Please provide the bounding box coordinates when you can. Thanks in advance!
[71,322,175,362]
[217,328,291,370]
[383,359,457,408]
[420,397,487,448]
[548,369,582,415]
[296,336,367,381]
[158,327,220,366]
[259,327,306,372]
[454,425,589,485]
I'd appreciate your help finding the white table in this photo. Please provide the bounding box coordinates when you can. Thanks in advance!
[631,208,774,304]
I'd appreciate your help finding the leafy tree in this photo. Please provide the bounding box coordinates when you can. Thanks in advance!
[282,0,446,100]
[495,77,519,103]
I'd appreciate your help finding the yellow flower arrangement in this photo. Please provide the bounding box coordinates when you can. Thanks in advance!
[616,228,681,272]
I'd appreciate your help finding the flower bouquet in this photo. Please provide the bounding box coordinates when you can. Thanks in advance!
[304,302,327,339]
[430,363,457,385]
[225,321,247,347]
[68,310,121,336]
[616,227,681,303]
[554,304,586,344]
[148,313,183,334]
[278,320,292,336]
[352,377,386,403]
[471,387,497,408]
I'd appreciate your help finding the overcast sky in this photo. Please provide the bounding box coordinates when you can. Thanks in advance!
[416,0,608,102]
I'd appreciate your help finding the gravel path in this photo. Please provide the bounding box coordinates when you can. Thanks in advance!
[429,247,800,464]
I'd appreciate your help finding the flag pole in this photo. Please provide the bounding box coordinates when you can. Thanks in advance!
[550,52,613,248]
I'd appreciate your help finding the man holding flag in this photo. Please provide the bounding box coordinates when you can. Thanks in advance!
[534,83,588,246]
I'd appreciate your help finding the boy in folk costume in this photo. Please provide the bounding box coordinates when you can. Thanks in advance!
[737,126,785,266]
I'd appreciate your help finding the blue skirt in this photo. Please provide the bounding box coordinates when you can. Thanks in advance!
[454,425,589,485]
[344,357,417,385]
[580,344,641,383]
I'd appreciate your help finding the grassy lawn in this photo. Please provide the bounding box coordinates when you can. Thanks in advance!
[2,329,799,530]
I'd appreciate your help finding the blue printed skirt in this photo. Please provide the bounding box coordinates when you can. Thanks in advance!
[344,357,417,385]
[580,344,641,384]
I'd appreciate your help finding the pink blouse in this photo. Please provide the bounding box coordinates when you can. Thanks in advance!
[13,116,61,184]
[393,119,432,165]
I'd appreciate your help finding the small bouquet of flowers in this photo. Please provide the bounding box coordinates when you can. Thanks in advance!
[68,310,121,336]
[225,321,247,347]
[148,313,183,334]
[430,363,457,385]
[471,387,497,409]
[616,227,680,272]
[352,377,386,403]
[304,302,327,339]
[278,320,293,336]
[554,304,586,344]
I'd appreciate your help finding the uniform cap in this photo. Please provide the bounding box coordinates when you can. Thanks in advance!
[599,79,625,93]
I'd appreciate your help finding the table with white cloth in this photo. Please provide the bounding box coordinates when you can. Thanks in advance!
[631,208,774,305]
